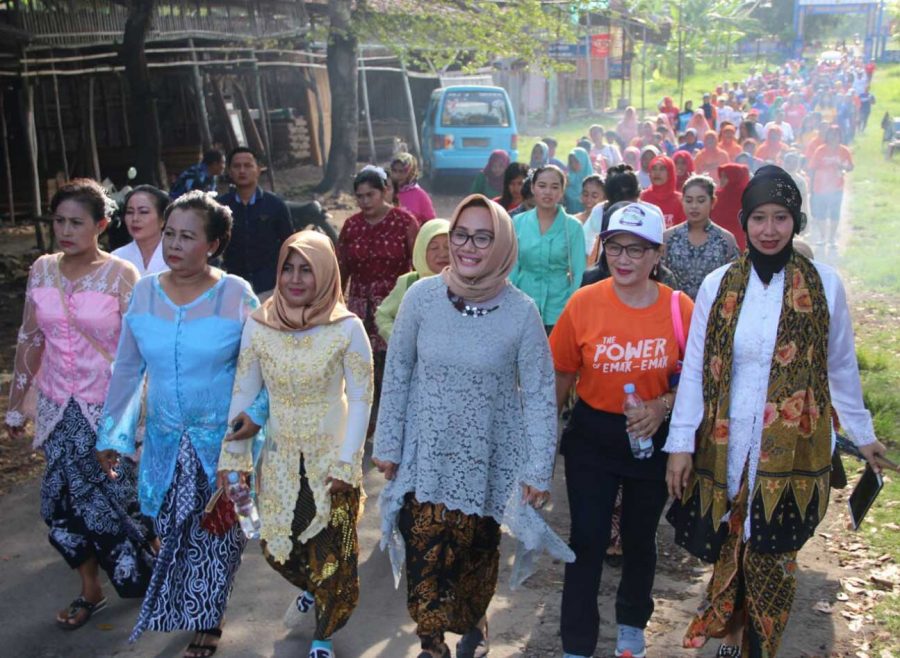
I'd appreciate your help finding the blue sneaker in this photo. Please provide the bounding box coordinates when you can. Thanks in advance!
[284,590,315,629]
[309,639,334,658]
[615,624,646,658]
[563,654,591,658]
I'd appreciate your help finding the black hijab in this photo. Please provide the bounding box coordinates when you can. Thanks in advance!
[740,165,805,284]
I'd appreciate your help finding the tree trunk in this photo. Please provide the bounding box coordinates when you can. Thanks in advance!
[121,0,162,186]
[314,0,358,195]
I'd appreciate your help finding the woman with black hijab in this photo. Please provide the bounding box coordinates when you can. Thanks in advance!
[664,166,886,657]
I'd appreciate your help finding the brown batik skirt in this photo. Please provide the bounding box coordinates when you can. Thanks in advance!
[261,465,361,641]
[683,480,799,658]
[398,493,502,651]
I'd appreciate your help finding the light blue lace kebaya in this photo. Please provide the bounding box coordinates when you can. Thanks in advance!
[96,274,267,517]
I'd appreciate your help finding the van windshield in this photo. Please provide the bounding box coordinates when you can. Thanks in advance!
[441,91,510,128]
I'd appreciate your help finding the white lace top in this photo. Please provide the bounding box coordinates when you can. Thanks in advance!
[373,276,573,586]
[664,261,876,538]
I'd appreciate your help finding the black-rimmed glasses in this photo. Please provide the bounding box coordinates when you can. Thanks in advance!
[604,241,656,258]
[450,229,494,249]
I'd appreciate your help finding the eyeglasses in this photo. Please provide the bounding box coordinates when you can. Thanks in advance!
[450,229,494,249]
[603,241,656,259]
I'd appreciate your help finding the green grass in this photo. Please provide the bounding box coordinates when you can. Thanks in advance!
[841,63,900,653]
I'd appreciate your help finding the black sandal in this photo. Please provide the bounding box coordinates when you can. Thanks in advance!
[715,645,742,658]
[416,643,451,658]
[56,596,108,630]
[185,627,223,658]
[457,620,489,658]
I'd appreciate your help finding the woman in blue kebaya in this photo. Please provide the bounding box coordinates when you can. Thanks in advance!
[96,191,266,658]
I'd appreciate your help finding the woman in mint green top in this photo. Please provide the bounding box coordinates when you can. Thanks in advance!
[511,165,586,330]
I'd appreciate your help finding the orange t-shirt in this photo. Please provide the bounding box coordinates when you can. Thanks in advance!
[808,144,853,194]
[550,279,694,414]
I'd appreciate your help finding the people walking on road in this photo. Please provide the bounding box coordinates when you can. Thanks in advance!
[640,155,686,228]
[112,184,169,276]
[637,145,659,189]
[338,168,419,433]
[390,153,436,225]
[711,162,752,251]
[373,194,564,658]
[663,175,740,300]
[573,174,606,253]
[563,147,594,213]
[375,218,451,342]
[494,161,530,211]
[169,149,225,199]
[96,191,263,656]
[5,179,155,630]
[217,147,293,297]
[694,131,730,183]
[217,231,373,658]
[665,165,885,658]
[807,125,853,246]
[673,150,696,191]
[470,149,510,198]
[551,201,694,658]
[511,165,586,332]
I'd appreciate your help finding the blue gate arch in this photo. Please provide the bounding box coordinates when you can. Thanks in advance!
[792,0,887,61]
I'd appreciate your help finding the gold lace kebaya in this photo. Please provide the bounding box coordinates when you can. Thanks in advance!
[218,316,373,564]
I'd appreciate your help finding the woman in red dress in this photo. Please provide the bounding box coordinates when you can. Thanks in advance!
[339,167,419,429]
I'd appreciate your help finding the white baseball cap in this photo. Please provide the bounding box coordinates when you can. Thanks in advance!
[600,202,665,245]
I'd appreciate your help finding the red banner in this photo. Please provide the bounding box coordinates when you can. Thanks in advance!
[591,33,610,58]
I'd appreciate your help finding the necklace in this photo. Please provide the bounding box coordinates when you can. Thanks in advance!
[447,288,499,317]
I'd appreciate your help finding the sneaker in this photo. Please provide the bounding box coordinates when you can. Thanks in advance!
[284,590,315,629]
[308,639,334,658]
[563,654,591,658]
[457,620,489,658]
[615,624,647,658]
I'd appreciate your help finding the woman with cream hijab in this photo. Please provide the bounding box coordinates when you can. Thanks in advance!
[373,195,571,658]
[375,218,450,341]
[218,231,373,658]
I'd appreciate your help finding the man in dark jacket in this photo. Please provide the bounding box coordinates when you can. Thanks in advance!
[217,147,293,296]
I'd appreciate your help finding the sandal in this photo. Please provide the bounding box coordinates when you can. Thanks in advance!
[56,596,108,630]
[457,619,490,658]
[416,643,451,658]
[715,645,742,657]
[185,627,223,658]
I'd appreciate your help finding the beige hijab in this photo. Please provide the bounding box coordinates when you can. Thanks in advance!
[252,230,354,331]
[441,194,518,303]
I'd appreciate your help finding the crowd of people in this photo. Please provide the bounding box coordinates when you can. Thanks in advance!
[3,50,889,658]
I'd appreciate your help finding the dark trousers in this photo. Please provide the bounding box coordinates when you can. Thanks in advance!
[560,442,669,656]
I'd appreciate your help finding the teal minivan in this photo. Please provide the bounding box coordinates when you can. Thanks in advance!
[420,85,518,183]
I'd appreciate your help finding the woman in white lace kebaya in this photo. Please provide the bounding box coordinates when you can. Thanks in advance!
[664,166,886,658]
[373,194,570,658]
[4,179,155,630]
[217,231,373,658]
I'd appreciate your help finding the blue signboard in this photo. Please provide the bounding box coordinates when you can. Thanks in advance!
[549,42,587,59]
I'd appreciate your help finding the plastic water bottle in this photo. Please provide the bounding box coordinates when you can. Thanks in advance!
[623,383,654,459]
[226,471,261,539]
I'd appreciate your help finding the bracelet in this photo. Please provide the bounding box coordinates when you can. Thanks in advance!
[659,394,672,421]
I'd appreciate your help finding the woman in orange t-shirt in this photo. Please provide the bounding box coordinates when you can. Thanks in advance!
[550,201,693,658]
[693,131,730,183]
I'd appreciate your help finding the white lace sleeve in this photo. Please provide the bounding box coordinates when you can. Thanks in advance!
[822,268,876,446]
[337,319,374,464]
[664,266,723,453]
[516,303,558,491]
[6,261,45,427]
[218,319,263,473]
[373,286,420,465]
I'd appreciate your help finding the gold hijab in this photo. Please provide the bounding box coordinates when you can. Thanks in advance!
[252,230,354,331]
[441,194,518,303]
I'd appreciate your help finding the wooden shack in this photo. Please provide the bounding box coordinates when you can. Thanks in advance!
[0,0,331,222]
